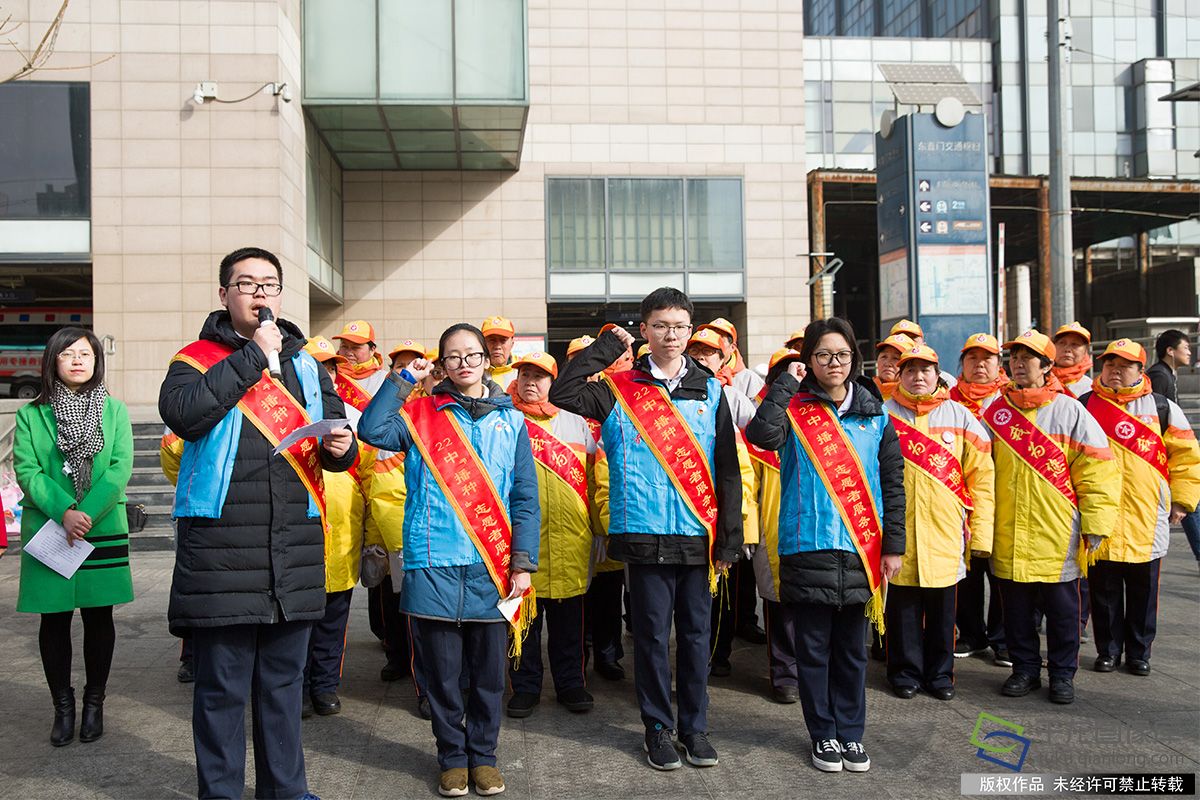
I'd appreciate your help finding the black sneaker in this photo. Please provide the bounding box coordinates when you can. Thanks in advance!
[992,648,1013,668]
[954,641,988,658]
[644,727,681,771]
[556,687,594,713]
[506,692,540,718]
[678,732,718,767]
[811,738,843,772]
[839,740,871,772]
[709,658,731,677]
[176,659,195,684]
[416,696,432,721]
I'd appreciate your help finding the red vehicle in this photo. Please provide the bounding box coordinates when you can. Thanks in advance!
[0,307,92,399]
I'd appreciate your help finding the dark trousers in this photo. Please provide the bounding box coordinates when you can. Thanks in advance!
[191,621,311,800]
[1089,558,1161,662]
[626,563,711,736]
[886,584,957,691]
[410,618,506,771]
[733,558,760,630]
[956,557,1005,649]
[39,606,116,694]
[764,600,799,689]
[510,595,587,695]
[586,569,625,666]
[997,578,1080,680]
[376,576,427,698]
[710,572,737,663]
[792,601,868,742]
[305,589,353,695]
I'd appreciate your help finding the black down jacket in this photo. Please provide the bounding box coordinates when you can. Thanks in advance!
[160,310,356,634]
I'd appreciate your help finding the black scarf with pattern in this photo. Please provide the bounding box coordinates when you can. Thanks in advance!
[49,380,107,501]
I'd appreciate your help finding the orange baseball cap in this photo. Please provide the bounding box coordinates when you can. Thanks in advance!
[687,327,728,353]
[876,333,915,354]
[637,343,651,359]
[1097,338,1146,365]
[425,347,439,361]
[769,347,804,371]
[481,316,515,338]
[305,336,346,364]
[898,343,940,367]
[566,335,594,358]
[961,333,1001,355]
[697,317,737,343]
[512,350,558,378]
[1004,329,1057,361]
[332,320,376,344]
[890,319,924,338]
[1053,321,1091,343]
[785,329,805,349]
[388,338,425,361]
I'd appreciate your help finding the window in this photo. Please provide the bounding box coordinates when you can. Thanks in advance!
[547,177,745,300]
[0,82,90,219]
[305,120,344,300]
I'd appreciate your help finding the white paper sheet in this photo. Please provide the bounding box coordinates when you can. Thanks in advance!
[272,417,351,455]
[497,585,532,625]
[23,519,94,579]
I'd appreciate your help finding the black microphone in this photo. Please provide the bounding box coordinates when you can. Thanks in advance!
[257,307,283,379]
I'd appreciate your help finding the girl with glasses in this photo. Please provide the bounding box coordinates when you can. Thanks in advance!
[358,323,540,798]
[745,317,906,774]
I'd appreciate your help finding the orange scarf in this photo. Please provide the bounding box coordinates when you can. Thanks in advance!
[1091,377,1152,406]
[723,348,747,375]
[507,381,559,418]
[874,376,899,400]
[1004,373,1066,409]
[1052,356,1092,388]
[338,352,385,380]
[953,369,1009,405]
[893,384,950,415]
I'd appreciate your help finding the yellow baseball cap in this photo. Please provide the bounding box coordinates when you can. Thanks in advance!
[425,347,439,361]
[1053,321,1091,343]
[332,320,376,345]
[785,329,806,349]
[512,350,558,378]
[898,343,939,367]
[697,317,737,343]
[890,319,924,338]
[481,316,515,338]
[388,338,425,361]
[687,327,728,353]
[961,333,1000,355]
[876,333,915,354]
[566,335,594,358]
[637,343,651,359]
[1097,338,1146,366]
[1004,329,1057,361]
[769,347,804,371]
[305,336,346,363]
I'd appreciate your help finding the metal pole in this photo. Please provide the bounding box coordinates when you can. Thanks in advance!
[1048,0,1075,325]
[810,176,826,321]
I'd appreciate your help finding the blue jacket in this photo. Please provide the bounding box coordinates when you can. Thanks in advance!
[358,374,540,623]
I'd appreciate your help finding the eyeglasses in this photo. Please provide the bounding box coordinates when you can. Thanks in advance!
[441,352,486,370]
[57,350,95,361]
[812,350,854,366]
[649,323,693,337]
[226,280,283,296]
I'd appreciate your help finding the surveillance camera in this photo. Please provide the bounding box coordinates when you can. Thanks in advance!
[280,84,292,103]
[193,86,206,105]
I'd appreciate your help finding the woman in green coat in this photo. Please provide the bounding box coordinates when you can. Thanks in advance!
[14,327,134,747]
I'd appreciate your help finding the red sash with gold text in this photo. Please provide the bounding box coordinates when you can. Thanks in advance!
[744,437,780,472]
[984,396,1077,506]
[1086,394,1170,482]
[525,418,590,513]
[890,414,973,511]
[334,372,372,412]
[172,340,327,526]
[786,393,884,596]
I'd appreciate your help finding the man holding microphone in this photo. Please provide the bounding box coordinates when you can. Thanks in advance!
[159,247,356,800]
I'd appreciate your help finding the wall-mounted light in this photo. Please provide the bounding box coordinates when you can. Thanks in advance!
[191,81,292,106]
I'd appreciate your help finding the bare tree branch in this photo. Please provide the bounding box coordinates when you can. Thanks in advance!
[1,0,115,85]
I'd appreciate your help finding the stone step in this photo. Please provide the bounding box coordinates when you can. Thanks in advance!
[131,422,164,437]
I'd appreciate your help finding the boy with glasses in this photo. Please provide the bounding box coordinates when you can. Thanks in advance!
[550,288,743,771]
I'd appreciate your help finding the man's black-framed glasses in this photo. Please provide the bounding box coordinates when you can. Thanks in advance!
[226,280,283,296]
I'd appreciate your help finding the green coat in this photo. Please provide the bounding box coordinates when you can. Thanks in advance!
[14,398,135,613]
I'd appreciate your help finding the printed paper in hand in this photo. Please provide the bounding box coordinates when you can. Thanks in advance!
[24,519,94,579]
[496,584,532,625]
[272,417,351,455]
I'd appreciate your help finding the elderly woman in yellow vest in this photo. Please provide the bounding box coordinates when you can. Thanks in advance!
[883,344,995,701]
[748,348,805,705]
[985,329,1119,705]
[506,351,606,718]
[1081,340,1200,677]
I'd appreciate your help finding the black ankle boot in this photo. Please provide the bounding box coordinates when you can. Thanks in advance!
[50,687,75,747]
[79,685,105,743]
